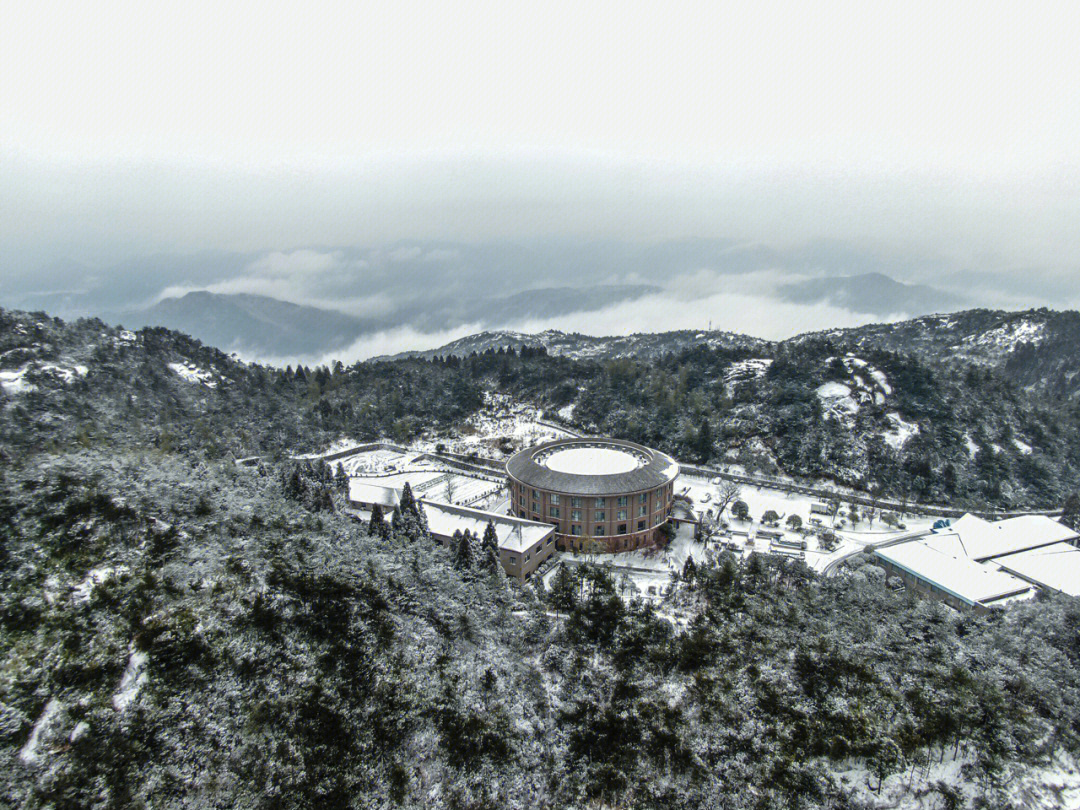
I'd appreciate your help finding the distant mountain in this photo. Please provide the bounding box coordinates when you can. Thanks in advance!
[390,306,1080,402]
[803,307,1080,400]
[775,272,967,317]
[120,292,369,358]
[380,328,771,362]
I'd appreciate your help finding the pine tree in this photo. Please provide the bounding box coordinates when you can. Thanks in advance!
[696,417,713,462]
[682,556,697,585]
[368,503,386,537]
[454,529,474,571]
[333,463,348,491]
[482,521,498,555]
[549,565,577,614]
[390,505,404,538]
[400,481,417,516]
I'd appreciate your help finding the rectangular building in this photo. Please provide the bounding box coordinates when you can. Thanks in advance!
[873,538,1033,613]
[419,499,556,582]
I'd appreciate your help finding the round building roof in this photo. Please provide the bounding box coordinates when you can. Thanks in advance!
[506,438,679,496]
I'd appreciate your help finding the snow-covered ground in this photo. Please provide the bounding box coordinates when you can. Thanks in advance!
[113,646,149,712]
[168,361,217,388]
[883,412,919,450]
[0,362,88,395]
[833,748,1080,810]
[545,521,708,601]
[71,565,129,604]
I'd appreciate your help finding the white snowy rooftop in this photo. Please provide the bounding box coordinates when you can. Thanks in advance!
[992,542,1080,597]
[542,446,643,476]
[347,481,401,509]
[939,513,1078,561]
[419,499,554,553]
[875,539,1033,607]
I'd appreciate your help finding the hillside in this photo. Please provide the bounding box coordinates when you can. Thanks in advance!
[4,305,1080,808]
[3,307,1079,511]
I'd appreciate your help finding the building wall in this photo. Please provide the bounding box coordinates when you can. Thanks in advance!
[430,527,556,582]
[874,555,991,613]
[500,533,557,581]
[507,478,676,553]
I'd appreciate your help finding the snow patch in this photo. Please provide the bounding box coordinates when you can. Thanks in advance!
[168,361,218,388]
[113,647,149,712]
[19,698,61,765]
[72,565,129,603]
[816,382,859,421]
[0,362,87,395]
[1013,437,1033,455]
[883,413,919,450]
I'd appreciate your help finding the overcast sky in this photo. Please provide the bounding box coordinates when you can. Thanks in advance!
[3,0,1080,274]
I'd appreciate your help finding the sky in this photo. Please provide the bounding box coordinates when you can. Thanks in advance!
[2,0,1080,355]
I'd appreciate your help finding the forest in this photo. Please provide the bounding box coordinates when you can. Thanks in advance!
[3,307,1080,807]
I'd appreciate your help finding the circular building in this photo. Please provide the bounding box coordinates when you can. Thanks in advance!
[506,438,679,553]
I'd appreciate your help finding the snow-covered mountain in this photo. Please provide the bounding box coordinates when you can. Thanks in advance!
[381,328,772,362]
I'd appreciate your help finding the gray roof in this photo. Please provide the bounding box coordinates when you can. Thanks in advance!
[506,438,679,496]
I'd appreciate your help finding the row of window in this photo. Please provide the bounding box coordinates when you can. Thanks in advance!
[506,534,557,567]
[567,515,662,536]
[526,490,654,508]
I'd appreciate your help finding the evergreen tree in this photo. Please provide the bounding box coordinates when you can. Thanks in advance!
[682,556,697,585]
[390,505,404,538]
[549,565,577,614]
[696,417,713,462]
[400,481,417,516]
[368,503,386,537]
[482,521,498,555]
[453,529,474,571]
[333,463,348,491]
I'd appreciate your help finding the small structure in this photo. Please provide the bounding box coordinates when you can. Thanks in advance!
[347,481,401,512]
[419,499,556,582]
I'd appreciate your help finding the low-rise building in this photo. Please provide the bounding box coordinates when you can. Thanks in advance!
[347,481,402,512]
[871,512,1080,611]
[419,499,556,582]
[873,538,1034,612]
[991,542,1080,597]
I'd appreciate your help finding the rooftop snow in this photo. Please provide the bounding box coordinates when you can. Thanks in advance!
[992,542,1080,597]
[943,514,1078,561]
[874,539,1032,606]
[419,499,553,553]
[347,481,401,508]
[542,446,643,475]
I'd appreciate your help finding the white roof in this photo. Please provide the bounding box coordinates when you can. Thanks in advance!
[347,481,401,509]
[992,542,1080,597]
[542,446,643,475]
[942,513,1077,561]
[875,539,1032,606]
[419,499,554,553]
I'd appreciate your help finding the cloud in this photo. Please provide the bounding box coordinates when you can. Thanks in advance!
[389,246,423,262]
[247,249,364,277]
[261,321,488,367]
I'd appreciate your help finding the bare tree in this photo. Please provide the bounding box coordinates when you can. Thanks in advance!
[715,480,741,517]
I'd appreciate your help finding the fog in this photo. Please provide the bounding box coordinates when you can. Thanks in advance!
[3,1,1079,361]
